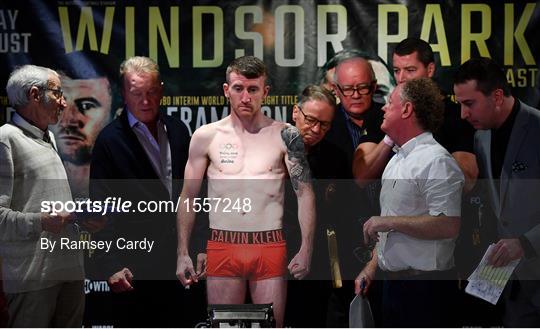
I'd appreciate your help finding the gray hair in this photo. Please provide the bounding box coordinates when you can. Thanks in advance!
[399,77,443,133]
[298,85,336,109]
[319,50,372,85]
[334,57,376,85]
[119,56,161,89]
[6,65,58,109]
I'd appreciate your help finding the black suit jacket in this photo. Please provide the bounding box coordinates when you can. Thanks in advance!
[89,110,191,280]
[318,103,385,278]
[324,102,385,177]
[475,101,540,281]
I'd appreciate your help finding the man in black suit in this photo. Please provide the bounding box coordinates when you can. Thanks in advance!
[284,85,350,327]
[324,56,386,173]
[320,54,386,327]
[90,56,205,327]
[454,57,540,327]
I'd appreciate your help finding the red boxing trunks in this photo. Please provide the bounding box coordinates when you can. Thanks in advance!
[206,229,287,280]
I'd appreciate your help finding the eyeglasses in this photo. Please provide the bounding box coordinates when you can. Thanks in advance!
[42,87,64,99]
[297,106,331,131]
[336,82,374,97]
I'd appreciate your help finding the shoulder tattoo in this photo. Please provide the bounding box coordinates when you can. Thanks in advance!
[281,125,311,191]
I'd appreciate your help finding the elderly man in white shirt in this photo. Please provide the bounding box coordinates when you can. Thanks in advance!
[355,77,464,327]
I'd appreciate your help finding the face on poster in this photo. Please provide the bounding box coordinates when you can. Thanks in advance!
[51,76,112,165]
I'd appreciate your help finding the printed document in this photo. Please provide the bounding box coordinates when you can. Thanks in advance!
[465,244,520,305]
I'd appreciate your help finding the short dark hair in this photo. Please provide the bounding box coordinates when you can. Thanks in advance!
[393,38,434,67]
[226,56,267,83]
[453,57,511,96]
[298,85,336,109]
[400,77,443,133]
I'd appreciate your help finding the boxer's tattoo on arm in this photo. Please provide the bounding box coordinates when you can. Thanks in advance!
[281,125,311,191]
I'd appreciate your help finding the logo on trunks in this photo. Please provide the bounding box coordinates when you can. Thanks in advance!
[210,229,284,244]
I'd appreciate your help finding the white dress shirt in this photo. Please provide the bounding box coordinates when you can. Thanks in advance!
[376,132,464,272]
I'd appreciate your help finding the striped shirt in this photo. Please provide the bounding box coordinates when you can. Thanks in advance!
[340,106,368,150]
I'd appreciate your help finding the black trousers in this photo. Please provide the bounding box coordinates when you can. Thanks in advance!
[285,280,332,327]
[501,279,540,327]
[381,270,459,327]
[106,280,207,328]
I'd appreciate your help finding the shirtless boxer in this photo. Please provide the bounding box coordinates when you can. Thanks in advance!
[176,56,315,327]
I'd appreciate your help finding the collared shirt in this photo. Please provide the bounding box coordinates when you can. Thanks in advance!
[339,103,385,151]
[127,111,172,197]
[376,132,464,272]
[12,113,57,151]
[341,106,368,150]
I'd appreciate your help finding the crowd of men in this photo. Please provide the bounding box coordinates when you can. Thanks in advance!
[0,37,539,327]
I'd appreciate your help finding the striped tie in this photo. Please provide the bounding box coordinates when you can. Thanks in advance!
[43,131,51,144]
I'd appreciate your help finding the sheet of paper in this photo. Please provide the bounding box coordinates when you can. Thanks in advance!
[465,244,520,305]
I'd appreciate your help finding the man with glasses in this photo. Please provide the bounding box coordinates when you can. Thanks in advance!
[285,85,349,326]
[0,65,85,327]
[293,87,334,149]
[325,56,385,176]
[318,50,395,105]
[320,55,386,326]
